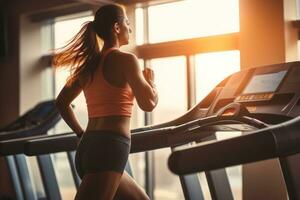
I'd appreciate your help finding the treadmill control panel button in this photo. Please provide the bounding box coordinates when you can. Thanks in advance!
[235,93,274,102]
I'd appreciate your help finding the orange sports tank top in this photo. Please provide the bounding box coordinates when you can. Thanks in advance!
[83,48,134,118]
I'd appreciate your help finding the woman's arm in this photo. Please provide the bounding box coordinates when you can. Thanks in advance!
[143,68,158,108]
[122,53,158,112]
[55,78,84,138]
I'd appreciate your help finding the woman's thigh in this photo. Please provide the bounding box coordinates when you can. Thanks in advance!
[114,171,150,200]
[75,171,122,200]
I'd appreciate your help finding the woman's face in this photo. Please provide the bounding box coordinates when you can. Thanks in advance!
[117,14,132,46]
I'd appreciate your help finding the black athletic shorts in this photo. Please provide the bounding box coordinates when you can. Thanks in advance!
[75,130,131,179]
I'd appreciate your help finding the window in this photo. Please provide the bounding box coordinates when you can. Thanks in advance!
[151,56,187,199]
[135,8,144,45]
[297,0,300,18]
[136,0,239,44]
[151,56,188,124]
[195,50,240,101]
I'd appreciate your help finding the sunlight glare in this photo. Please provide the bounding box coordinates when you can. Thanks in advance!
[148,0,239,43]
[195,50,240,101]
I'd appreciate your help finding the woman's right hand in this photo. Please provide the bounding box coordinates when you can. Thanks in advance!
[143,68,155,85]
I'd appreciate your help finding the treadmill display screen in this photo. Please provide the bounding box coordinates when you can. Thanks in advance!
[242,70,287,94]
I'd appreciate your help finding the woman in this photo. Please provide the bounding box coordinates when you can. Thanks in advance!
[53,4,158,200]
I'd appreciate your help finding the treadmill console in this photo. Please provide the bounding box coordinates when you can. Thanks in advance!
[235,70,287,102]
[207,61,300,121]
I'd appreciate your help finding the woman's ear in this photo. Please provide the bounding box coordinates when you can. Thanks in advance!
[114,22,120,34]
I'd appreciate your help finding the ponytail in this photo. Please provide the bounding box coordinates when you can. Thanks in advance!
[53,21,100,86]
[53,4,125,87]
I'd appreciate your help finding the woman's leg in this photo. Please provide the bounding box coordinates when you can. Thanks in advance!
[114,171,150,200]
[75,171,122,200]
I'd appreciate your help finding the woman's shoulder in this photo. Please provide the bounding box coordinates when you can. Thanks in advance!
[110,50,139,68]
[112,50,137,61]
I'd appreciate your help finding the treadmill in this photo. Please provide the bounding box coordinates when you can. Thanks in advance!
[0,100,61,200]
[0,100,61,140]
[168,61,300,199]
[0,87,238,200]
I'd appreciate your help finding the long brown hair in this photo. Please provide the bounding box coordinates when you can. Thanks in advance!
[53,4,125,86]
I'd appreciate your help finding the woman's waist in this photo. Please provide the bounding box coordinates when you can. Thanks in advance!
[82,129,131,145]
[85,116,131,138]
[87,107,133,118]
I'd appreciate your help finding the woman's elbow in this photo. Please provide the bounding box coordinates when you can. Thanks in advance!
[55,98,68,111]
[55,99,63,112]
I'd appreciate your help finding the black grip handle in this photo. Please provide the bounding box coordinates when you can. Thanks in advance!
[168,129,277,175]
[24,133,77,156]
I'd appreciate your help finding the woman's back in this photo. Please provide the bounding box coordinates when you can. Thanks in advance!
[82,49,133,137]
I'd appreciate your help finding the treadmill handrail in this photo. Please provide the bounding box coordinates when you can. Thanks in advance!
[168,115,300,175]
[0,132,74,156]
[21,115,267,156]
